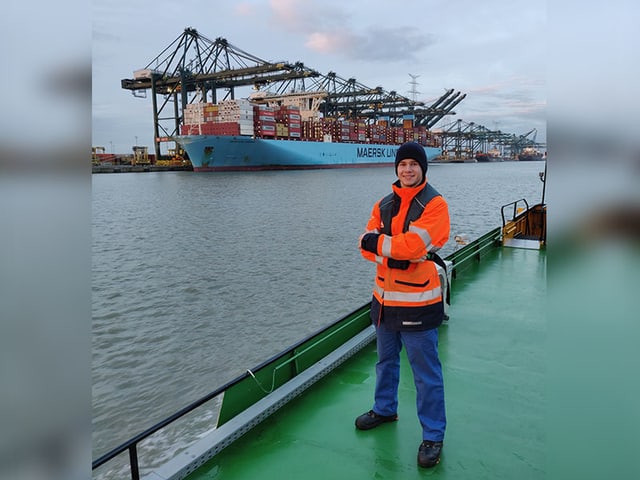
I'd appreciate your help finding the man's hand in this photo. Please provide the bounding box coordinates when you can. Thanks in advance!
[360,233,381,254]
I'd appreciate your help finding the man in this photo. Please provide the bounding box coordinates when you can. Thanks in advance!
[356,141,450,468]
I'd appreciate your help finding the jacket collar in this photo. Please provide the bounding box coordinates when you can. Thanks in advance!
[392,178,428,200]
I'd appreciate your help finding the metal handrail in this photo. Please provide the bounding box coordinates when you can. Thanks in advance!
[446,227,501,279]
[92,304,370,479]
[93,378,226,479]
[500,198,529,228]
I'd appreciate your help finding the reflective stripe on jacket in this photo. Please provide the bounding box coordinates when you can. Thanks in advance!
[360,179,450,331]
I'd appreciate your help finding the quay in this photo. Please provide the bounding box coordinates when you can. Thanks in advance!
[92,164,193,174]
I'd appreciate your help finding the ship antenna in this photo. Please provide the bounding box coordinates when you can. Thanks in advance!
[539,161,547,206]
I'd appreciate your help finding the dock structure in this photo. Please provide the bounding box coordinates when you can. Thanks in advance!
[436,120,546,162]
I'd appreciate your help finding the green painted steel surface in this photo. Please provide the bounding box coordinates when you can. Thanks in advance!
[217,304,371,426]
[186,246,546,479]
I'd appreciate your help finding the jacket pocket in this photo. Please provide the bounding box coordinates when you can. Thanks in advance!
[395,279,430,288]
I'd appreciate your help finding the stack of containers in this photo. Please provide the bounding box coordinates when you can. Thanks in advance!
[321,118,338,142]
[402,114,415,129]
[180,103,437,145]
[339,120,352,142]
[368,124,389,144]
[181,124,200,135]
[414,125,428,144]
[201,122,240,135]
[253,105,276,137]
[275,122,289,138]
[357,121,367,142]
[307,118,327,141]
[183,103,203,124]
[181,103,203,134]
[426,131,440,147]
[348,121,358,142]
[392,127,405,144]
[272,105,302,139]
[182,102,241,135]
[239,100,255,136]
[203,104,219,122]
[282,105,302,139]
[404,128,417,142]
[301,120,318,141]
[217,99,254,136]
[311,118,326,141]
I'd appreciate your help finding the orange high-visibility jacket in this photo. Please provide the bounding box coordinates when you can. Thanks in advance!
[360,179,450,330]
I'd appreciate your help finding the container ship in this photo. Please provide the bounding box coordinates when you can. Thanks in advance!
[518,146,544,161]
[173,93,441,172]
[475,146,504,162]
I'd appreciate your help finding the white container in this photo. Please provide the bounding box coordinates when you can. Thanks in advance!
[133,68,160,80]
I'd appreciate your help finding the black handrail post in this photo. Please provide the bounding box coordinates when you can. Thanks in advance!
[129,444,140,480]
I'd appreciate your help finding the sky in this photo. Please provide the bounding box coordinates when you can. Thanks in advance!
[3,2,640,479]
[92,0,547,154]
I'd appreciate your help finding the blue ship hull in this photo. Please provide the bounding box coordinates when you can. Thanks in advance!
[174,135,441,171]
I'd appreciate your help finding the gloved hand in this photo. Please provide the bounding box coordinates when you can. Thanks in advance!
[387,258,410,270]
[360,233,381,254]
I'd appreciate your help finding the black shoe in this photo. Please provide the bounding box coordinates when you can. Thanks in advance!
[355,410,398,430]
[418,440,443,468]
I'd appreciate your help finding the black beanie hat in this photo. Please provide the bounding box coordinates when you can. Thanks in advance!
[395,142,428,178]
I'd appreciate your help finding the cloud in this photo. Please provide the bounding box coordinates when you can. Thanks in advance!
[233,3,256,16]
[92,29,122,43]
[344,28,436,63]
[468,83,502,95]
[464,75,546,128]
[305,32,346,55]
[268,0,434,63]
[468,76,542,95]
[308,27,436,64]
[269,0,310,29]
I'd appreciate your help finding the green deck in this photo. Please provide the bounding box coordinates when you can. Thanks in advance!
[185,246,546,479]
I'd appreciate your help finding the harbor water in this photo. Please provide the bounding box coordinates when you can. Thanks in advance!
[92,161,545,477]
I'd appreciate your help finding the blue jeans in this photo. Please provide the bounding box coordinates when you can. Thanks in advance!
[373,322,446,442]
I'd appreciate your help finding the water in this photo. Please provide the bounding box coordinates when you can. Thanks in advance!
[92,161,545,476]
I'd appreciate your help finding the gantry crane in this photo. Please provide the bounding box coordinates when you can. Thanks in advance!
[121,28,320,159]
[439,120,545,159]
[299,72,464,126]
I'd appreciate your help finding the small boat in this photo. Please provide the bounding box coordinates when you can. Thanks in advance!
[93,194,546,480]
